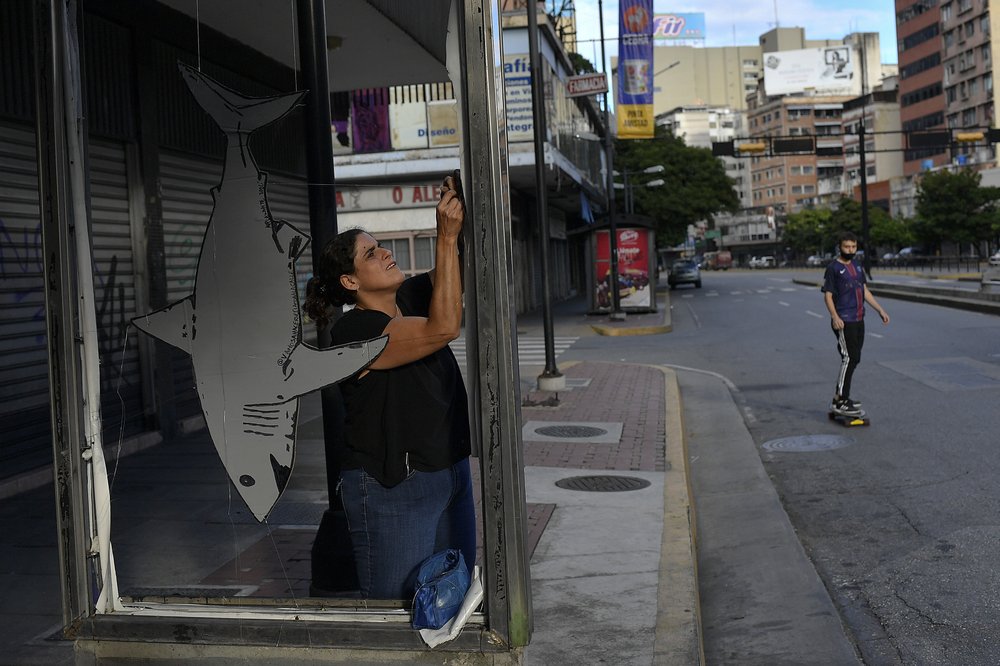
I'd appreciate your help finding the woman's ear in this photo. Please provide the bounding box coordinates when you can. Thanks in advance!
[339,273,358,293]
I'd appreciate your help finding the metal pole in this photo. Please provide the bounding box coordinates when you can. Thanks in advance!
[527,1,563,389]
[33,0,92,627]
[598,0,625,319]
[295,0,357,593]
[859,120,872,280]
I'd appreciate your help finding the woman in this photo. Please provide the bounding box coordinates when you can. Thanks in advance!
[302,174,474,599]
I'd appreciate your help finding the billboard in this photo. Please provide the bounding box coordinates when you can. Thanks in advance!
[763,46,860,97]
[616,0,655,139]
[595,228,653,309]
[653,13,705,41]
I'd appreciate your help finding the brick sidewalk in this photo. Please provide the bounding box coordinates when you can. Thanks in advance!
[521,361,665,473]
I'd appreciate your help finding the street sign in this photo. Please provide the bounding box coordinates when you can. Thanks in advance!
[567,73,608,97]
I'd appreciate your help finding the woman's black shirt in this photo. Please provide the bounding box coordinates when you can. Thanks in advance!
[330,272,470,487]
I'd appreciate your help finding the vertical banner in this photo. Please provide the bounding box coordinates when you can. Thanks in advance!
[595,228,652,309]
[617,0,654,139]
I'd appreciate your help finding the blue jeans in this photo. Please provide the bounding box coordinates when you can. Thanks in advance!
[339,458,476,599]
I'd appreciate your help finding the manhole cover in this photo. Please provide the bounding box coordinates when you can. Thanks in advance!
[536,425,608,438]
[761,434,854,453]
[555,475,651,492]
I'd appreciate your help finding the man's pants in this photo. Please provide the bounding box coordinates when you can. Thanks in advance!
[833,320,864,400]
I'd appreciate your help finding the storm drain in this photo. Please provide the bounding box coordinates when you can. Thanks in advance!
[523,421,623,443]
[761,434,854,453]
[555,475,651,492]
[536,424,607,438]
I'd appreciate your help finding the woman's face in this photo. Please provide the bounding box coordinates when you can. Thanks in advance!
[345,232,405,296]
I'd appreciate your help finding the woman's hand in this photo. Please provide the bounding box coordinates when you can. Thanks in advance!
[436,175,464,241]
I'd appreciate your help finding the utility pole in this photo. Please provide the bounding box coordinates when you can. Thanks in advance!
[527,0,564,391]
[598,0,625,320]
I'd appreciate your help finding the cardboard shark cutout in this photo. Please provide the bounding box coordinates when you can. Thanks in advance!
[133,64,386,522]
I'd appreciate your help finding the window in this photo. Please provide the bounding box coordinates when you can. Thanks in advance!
[743,59,758,67]
[963,108,977,125]
[743,72,757,80]
[947,86,957,102]
[965,21,975,38]
[866,167,875,177]
[899,0,941,24]
[804,184,815,193]
[373,235,436,276]
[792,185,803,194]
[902,23,941,51]
[982,16,990,35]
[944,30,955,49]
[986,73,993,93]
[900,53,942,78]
[802,165,814,175]
[957,0,972,14]
[982,45,990,63]
[941,2,952,21]
[969,77,979,95]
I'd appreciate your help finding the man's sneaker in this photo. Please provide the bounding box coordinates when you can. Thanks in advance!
[833,399,862,417]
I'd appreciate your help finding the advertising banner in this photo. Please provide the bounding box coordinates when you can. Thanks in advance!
[426,100,460,147]
[390,100,429,150]
[352,88,392,153]
[653,12,706,41]
[763,46,859,96]
[595,228,652,309]
[504,53,534,142]
[616,0,655,139]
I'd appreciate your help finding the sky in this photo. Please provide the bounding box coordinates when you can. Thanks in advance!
[570,0,899,74]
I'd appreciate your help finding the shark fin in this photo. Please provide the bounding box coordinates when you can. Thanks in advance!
[131,296,196,354]
[178,62,305,134]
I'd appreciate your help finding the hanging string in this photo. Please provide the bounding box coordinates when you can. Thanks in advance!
[195,0,202,71]
[290,0,299,91]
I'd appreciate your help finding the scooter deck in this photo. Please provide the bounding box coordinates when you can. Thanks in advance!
[828,410,870,426]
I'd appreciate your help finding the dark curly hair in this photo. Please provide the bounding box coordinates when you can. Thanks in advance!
[303,228,366,328]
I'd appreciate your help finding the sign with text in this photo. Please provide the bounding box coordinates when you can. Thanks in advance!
[567,73,608,97]
[653,12,705,40]
[594,227,652,309]
[616,0,654,139]
[335,183,447,212]
[504,53,534,142]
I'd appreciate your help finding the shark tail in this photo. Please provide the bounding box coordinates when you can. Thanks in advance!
[178,62,305,134]
[131,296,196,354]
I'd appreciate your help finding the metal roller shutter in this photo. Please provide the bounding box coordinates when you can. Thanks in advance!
[89,140,145,443]
[268,176,314,329]
[0,123,49,476]
[158,151,220,420]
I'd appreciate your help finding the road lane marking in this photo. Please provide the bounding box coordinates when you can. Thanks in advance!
[806,310,824,318]
[779,301,790,306]
[870,333,884,338]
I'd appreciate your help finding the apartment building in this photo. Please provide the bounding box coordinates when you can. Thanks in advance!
[841,90,905,202]
[896,0,949,174]
[941,0,998,167]
[655,105,752,208]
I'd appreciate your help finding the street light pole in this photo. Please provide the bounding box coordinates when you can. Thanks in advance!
[598,0,625,320]
[527,0,564,390]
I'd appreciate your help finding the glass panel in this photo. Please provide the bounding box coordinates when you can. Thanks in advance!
[414,236,436,270]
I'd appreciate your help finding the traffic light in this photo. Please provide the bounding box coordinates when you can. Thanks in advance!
[736,141,768,154]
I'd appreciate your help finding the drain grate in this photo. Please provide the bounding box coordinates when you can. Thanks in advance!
[762,434,854,453]
[555,475,651,492]
[536,424,608,438]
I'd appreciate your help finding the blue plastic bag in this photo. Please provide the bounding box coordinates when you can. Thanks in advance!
[411,549,471,630]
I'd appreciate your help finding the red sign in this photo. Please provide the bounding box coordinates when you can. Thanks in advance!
[595,228,651,309]
[566,73,608,97]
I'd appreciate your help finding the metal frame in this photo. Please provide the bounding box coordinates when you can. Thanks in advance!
[45,0,532,656]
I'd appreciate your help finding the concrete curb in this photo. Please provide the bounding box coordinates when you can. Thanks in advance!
[590,290,673,336]
[652,366,705,665]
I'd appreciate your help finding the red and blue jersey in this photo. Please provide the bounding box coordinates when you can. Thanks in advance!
[822,259,866,322]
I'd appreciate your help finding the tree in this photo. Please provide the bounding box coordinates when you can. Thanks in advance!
[915,168,1000,256]
[614,125,739,246]
[782,208,832,255]
[568,52,597,76]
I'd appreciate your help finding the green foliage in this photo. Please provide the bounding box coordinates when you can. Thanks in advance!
[915,168,1000,255]
[614,125,739,246]
[568,52,597,75]
[782,208,832,254]
[782,199,911,255]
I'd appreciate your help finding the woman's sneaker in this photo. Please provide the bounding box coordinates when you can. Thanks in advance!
[833,398,862,416]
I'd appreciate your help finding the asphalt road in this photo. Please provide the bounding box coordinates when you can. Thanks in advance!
[564,269,1000,665]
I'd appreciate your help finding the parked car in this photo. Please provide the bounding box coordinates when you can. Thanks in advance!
[668,260,701,289]
[990,251,1000,267]
[806,254,831,267]
[749,255,776,269]
[882,252,898,265]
